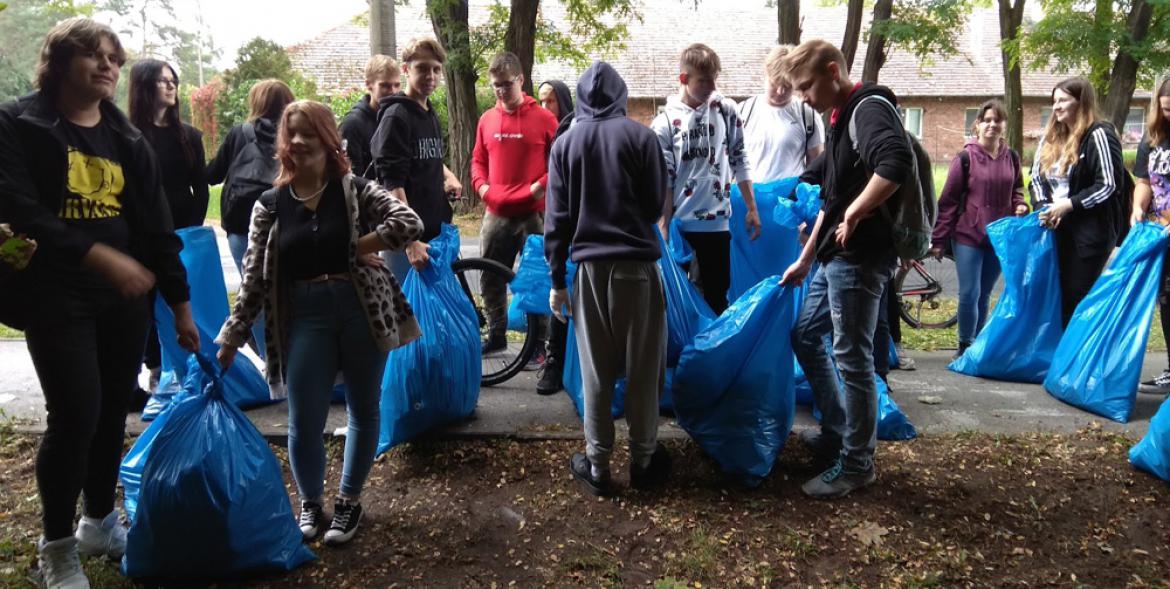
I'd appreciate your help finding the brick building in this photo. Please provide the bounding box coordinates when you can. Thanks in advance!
[287,0,1150,164]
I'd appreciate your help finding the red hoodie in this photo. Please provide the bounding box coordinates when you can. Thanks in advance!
[471,94,559,217]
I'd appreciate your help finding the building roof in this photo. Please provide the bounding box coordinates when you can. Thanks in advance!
[286,0,1130,100]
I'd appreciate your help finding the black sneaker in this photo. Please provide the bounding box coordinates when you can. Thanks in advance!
[482,334,508,355]
[1139,369,1170,395]
[801,459,876,499]
[298,501,325,540]
[569,453,614,497]
[798,428,842,468]
[630,443,671,489]
[953,342,970,360]
[323,499,362,546]
[536,358,563,396]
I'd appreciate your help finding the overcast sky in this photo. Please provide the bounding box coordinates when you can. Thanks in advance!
[165,0,368,69]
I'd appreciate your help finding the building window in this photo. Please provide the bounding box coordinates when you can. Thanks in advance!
[1040,107,1052,130]
[898,107,923,139]
[964,108,980,137]
[1124,107,1146,143]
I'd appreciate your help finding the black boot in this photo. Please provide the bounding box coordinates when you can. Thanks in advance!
[536,355,563,396]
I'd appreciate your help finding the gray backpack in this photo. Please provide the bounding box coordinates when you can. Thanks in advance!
[848,95,936,261]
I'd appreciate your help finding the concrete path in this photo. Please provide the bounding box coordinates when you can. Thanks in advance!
[1,338,1164,441]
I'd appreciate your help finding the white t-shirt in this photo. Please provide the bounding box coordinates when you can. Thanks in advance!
[738,96,825,183]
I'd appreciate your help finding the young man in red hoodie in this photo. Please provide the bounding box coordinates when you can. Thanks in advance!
[472,51,559,361]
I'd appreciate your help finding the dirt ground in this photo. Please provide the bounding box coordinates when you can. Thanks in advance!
[1,425,1168,588]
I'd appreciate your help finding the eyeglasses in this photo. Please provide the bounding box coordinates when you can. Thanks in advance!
[155,79,177,88]
[491,78,517,90]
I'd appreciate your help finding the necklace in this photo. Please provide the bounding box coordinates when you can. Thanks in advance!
[290,181,327,203]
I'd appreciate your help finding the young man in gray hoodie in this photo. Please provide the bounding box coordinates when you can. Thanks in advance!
[545,61,671,496]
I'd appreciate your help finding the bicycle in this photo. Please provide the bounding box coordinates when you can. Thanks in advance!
[895,252,959,329]
[443,192,538,386]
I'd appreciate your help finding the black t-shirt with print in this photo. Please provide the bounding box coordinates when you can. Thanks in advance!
[58,118,131,252]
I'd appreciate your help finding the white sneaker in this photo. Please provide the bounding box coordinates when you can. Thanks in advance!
[38,536,90,589]
[74,511,127,559]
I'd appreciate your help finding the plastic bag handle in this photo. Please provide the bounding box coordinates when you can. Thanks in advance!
[193,352,226,399]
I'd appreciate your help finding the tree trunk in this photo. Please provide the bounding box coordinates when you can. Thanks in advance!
[428,0,479,207]
[998,0,1026,156]
[778,0,801,45]
[1103,0,1153,133]
[841,0,865,73]
[505,0,540,96]
[370,0,397,58]
[861,0,894,83]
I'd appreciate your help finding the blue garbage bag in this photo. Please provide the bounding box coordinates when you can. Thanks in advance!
[378,224,480,452]
[122,354,315,578]
[1044,222,1169,422]
[791,265,819,407]
[668,219,694,264]
[1130,397,1170,482]
[507,297,527,331]
[794,182,823,226]
[658,229,716,367]
[728,178,803,304]
[511,235,553,315]
[876,376,917,440]
[146,226,271,421]
[673,279,797,486]
[950,212,1063,383]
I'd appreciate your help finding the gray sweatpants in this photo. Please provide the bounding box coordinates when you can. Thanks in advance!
[572,259,667,471]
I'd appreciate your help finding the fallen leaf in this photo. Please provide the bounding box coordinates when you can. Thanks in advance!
[850,521,889,547]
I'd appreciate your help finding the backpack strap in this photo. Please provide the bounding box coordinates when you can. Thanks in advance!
[742,96,759,129]
[802,103,814,166]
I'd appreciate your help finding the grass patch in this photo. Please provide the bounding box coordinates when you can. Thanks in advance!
[206,184,222,222]
[453,208,484,239]
[0,324,21,339]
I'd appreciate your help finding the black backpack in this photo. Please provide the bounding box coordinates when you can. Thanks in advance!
[222,123,278,233]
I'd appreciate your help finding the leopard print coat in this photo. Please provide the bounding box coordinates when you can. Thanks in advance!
[216,174,423,399]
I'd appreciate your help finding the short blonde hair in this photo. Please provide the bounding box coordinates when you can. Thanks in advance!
[764,45,794,88]
[401,37,446,64]
[364,54,399,82]
[36,18,126,94]
[781,39,848,85]
[680,43,721,77]
[247,79,294,122]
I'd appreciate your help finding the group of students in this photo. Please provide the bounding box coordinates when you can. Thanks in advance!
[2,14,1164,589]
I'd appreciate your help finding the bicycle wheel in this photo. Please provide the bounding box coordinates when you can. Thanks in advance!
[451,257,539,387]
[896,254,959,329]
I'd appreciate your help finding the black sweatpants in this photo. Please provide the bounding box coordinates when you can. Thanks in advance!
[682,230,731,315]
[1055,232,1111,327]
[24,284,150,540]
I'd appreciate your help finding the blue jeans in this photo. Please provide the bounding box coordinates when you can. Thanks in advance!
[286,280,388,501]
[227,232,266,357]
[953,243,1001,345]
[792,256,895,473]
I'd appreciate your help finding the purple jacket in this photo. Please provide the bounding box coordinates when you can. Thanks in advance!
[932,140,1025,249]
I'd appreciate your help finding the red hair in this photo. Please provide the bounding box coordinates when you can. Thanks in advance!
[274,100,351,187]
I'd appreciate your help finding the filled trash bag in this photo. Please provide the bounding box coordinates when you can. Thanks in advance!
[146,226,270,420]
[659,229,716,367]
[950,212,1063,383]
[378,224,480,453]
[507,297,527,331]
[668,219,694,264]
[673,279,797,486]
[1044,222,1169,423]
[122,354,315,578]
[876,376,917,441]
[728,177,803,304]
[1130,397,1170,482]
[510,235,553,315]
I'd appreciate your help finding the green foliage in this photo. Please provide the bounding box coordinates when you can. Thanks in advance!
[868,0,975,65]
[1023,0,1170,97]
[321,87,367,123]
[224,37,297,88]
[0,0,98,101]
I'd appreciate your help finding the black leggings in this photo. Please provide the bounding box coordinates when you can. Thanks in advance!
[1055,233,1111,328]
[1160,247,1170,369]
[682,230,732,315]
[25,285,150,540]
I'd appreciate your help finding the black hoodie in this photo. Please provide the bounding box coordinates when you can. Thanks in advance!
[371,93,451,242]
[544,62,666,289]
[540,80,575,138]
[799,82,913,264]
[206,117,279,235]
[339,94,378,178]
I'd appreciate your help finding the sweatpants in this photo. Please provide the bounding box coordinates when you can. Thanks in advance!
[25,284,150,540]
[572,260,666,471]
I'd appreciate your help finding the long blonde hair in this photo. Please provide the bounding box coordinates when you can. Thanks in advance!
[1147,77,1170,148]
[1038,78,1099,175]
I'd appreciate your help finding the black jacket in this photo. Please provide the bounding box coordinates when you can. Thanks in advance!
[141,122,209,228]
[544,61,666,289]
[339,94,378,178]
[206,117,278,235]
[0,92,189,305]
[800,83,913,264]
[370,93,451,242]
[1031,121,1124,256]
[541,79,575,139]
